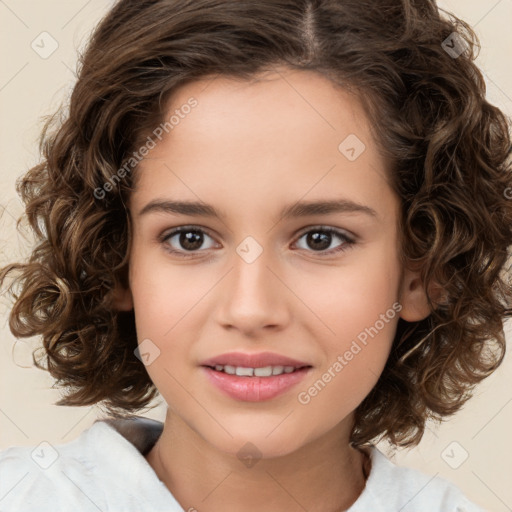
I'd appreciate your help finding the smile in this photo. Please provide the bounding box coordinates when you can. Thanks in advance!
[207,364,303,377]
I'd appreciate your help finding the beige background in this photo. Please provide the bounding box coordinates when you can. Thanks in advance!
[1,1,511,510]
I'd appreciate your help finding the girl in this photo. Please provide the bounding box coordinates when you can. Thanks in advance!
[1,0,511,510]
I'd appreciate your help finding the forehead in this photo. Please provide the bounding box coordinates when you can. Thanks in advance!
[131,68,397,224]
[164,68,371,151]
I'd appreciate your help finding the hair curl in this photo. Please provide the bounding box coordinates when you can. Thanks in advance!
[1,0,511,448]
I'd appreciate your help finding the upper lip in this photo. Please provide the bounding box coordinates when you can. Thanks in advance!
[200,351,311,368]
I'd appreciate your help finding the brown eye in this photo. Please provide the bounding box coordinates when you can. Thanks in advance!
[159,225,355,259]
[294,227,355,255]
[161,227,217,255]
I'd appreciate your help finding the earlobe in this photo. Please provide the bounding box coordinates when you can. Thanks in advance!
[398,267,432,322]
[112,285,134,311]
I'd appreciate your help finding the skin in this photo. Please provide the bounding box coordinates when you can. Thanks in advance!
[114,67,431,512]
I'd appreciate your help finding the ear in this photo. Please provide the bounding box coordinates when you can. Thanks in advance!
[398,266,432,322]
[112,284,134,311]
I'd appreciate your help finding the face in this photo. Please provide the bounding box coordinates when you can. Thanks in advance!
[118,67,430,458]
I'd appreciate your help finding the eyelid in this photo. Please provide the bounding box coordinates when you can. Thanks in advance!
[294,224,356,242]
[159,225,219,248]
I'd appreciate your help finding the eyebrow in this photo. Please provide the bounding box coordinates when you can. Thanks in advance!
[138,198,378,220]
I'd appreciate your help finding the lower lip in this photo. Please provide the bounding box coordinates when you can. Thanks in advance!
[201,366,311,402]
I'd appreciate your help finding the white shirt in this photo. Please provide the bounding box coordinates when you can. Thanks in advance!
[0,417,485,511]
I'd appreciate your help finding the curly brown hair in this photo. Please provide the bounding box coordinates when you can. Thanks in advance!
[1,0,511,448]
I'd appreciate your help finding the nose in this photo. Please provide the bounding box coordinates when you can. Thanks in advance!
[215,241,290,335]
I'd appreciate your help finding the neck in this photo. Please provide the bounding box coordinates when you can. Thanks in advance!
[145,411,370,512]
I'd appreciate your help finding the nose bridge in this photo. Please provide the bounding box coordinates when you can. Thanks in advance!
[232,235,277,304]
[218,235,287,330]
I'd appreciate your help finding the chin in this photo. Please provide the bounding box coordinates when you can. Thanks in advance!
[196,419,313,461]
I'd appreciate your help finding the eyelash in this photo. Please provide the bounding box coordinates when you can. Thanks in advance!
[159,225,356,259]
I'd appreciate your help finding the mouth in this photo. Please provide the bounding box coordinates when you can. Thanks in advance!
[200,351,313,401]
[203,364,311,377]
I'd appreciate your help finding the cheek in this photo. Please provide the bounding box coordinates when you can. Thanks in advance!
[295,240,401,344]
[129,249,206,336]
[296,332,393,429]
[293,243,400,403]
[296,283,400,421]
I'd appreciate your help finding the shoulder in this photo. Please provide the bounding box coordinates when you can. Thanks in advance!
[349,446,486,512]
[0,417,173,512]
[0,421,116,511]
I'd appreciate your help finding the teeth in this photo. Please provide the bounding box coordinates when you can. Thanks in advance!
[254,366,273,377]
[235,366,254,377]
[272,365,284,375]
[211,364,302,377]
[224,365,236,375]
